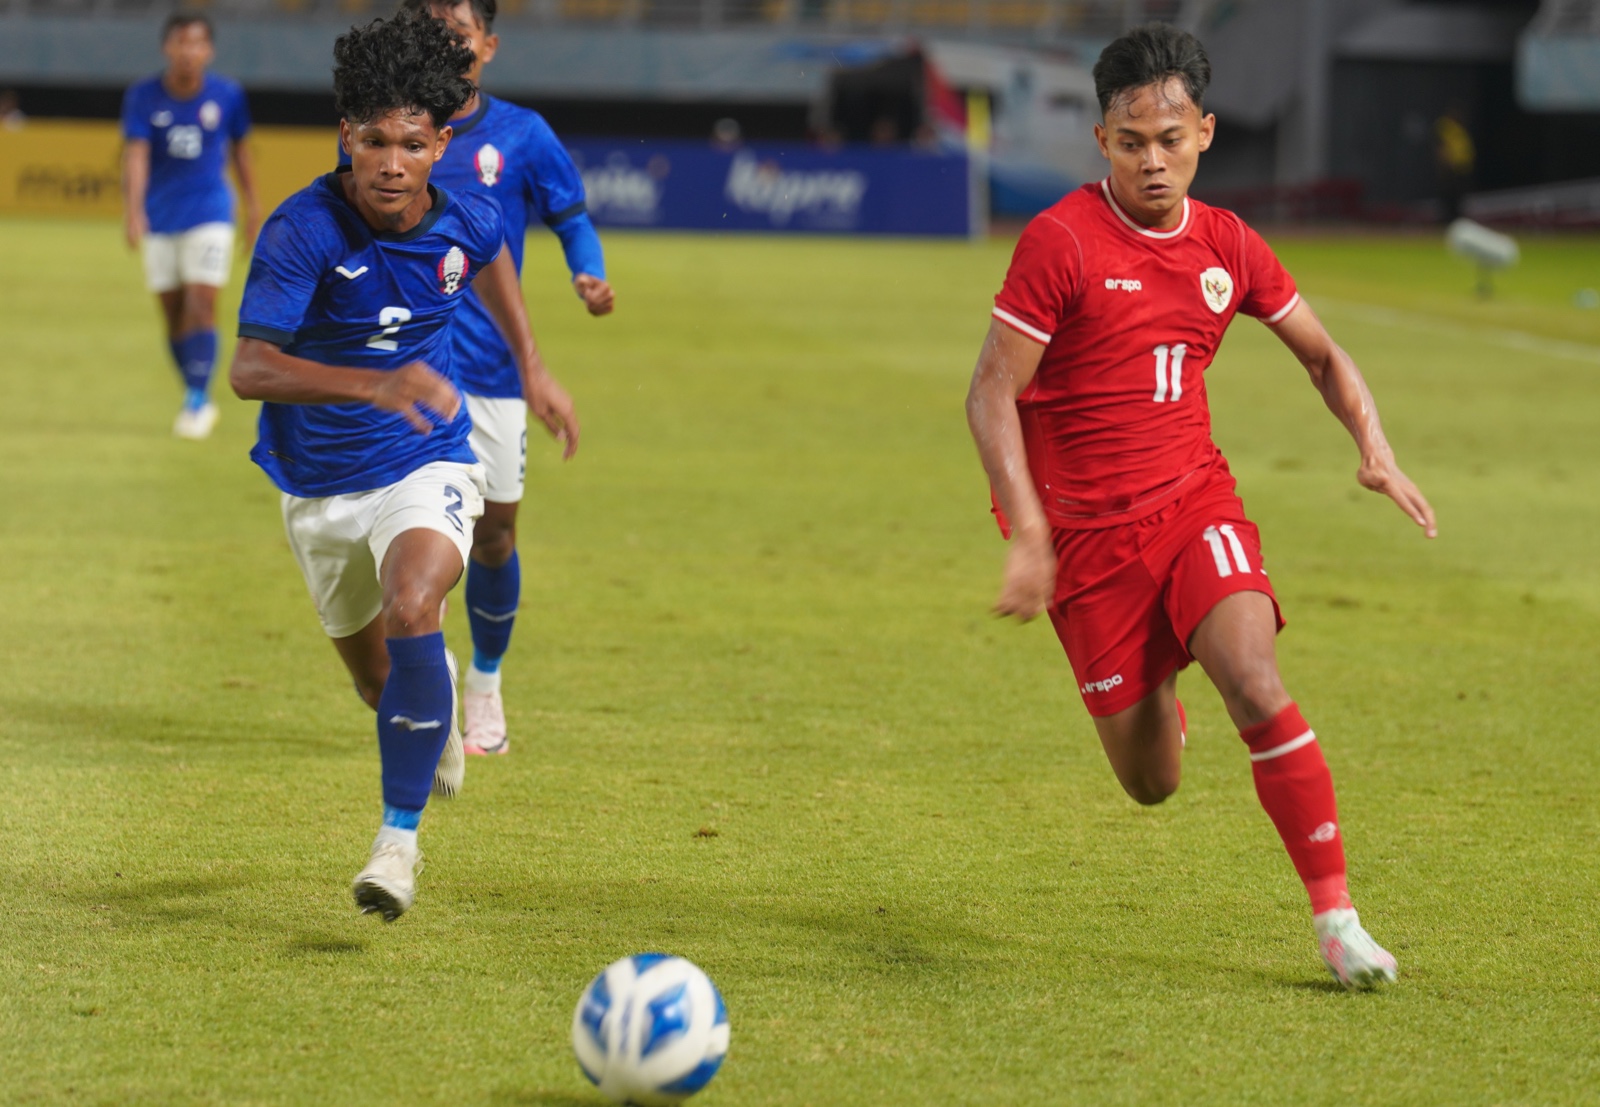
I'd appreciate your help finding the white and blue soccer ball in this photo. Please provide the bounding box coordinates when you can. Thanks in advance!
[571,953,729,1106]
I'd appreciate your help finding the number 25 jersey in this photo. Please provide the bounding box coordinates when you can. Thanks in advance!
[238,168,507,499]
[992,181,1300,530]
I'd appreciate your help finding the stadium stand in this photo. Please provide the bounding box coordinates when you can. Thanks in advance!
[0,0,1183,35]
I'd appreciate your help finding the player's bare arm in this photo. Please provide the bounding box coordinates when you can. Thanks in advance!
[1270,301,1437,538]
[573,273,615,316]
[230,137,262,249]
[121,139,151,249]
[230,338,460,434]
[472,245,581,459]
[965,319,1052,620]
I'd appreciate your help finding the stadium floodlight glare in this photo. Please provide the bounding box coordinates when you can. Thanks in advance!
[1446,218,1519,299]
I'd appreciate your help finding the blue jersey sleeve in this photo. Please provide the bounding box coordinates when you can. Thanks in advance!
[524,115,589,229]
[228,83,252,142]
[238,210,326,346]
[551,210,606,280]
[121,83,151,142]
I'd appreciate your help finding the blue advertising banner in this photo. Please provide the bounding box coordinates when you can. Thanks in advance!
[568,140,974,237]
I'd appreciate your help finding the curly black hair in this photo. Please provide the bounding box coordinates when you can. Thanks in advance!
[1092,23,1210,117]
[332,12,476,128]
[399,0,497,32]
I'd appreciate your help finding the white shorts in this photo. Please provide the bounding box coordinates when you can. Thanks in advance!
[465,393,528,503]
[142,222,234,293]
[281,461,486,638]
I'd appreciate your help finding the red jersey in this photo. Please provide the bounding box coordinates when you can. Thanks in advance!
[992,181,1300,530]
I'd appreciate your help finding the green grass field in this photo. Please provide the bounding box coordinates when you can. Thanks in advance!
[1,219,1598,1106]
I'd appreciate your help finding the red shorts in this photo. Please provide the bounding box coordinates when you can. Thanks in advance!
[1047,464,1284,717]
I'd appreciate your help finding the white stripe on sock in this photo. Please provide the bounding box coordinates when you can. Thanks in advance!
[1248,729,1317,762]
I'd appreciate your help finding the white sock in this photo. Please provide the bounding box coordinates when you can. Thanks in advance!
[374,824,418,851]
[464,664,502,695]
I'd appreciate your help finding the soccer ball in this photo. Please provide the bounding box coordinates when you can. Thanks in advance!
[571,954,730,1106]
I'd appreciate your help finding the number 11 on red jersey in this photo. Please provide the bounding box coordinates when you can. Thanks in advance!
[1153,343,1188,402]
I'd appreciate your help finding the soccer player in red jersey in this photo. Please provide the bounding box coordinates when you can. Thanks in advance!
[966,24,1435,989]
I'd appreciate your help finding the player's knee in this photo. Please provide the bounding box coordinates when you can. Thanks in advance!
[382,585,444,637]
[471,520,516,567]
[1219,661,1289,724]
[1125,772,1180,806]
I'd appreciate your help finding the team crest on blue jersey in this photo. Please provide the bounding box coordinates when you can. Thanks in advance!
[199,100,222,131]
[1200,267,1233,314]
[475,144,504,187]
[438,247,469,295]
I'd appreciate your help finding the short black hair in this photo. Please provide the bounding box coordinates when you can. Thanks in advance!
[332,12,476,128]
[1092,23,1210,116]
[162,13,214,42]
[399,0,497,32]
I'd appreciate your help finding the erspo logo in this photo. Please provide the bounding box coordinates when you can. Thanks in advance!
[1080,674,1124,695]
[724,152,867,227]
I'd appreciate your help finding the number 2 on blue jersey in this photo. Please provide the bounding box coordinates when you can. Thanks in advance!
[366,306,413,352]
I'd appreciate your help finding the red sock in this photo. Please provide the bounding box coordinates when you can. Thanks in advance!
[1240,703,1352,915]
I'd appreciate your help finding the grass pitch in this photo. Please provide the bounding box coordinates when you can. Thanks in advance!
[1,219,1598,1106]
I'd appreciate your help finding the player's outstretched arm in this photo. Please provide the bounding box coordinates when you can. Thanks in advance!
[966,319,1053,620]
[230,138,262,249]
[472,246,581,460]
[229,338,460,434]
[121,139,150,250]
[1270,300,1437,538]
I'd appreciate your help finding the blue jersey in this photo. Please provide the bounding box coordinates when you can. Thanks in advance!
[340,94,604,398]
[238,169,508,499]
[121,73,250,234]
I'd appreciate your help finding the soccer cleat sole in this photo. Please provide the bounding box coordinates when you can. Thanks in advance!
[464,738,510,757]
[352,880,409,923]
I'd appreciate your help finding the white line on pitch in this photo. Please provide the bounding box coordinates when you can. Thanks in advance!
[1308,296,1600,366]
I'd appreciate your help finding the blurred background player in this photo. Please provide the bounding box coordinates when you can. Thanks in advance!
[392,0,614,758]
[121,14,258,439]
[966,24,1436,989]
[229,12,579,921]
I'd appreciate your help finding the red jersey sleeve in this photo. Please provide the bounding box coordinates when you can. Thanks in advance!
[1235,222,1301,325]
[992,214,1081,345]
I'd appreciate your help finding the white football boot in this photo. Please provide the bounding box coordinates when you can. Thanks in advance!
[432,649,465,798]
[172,402,219,440]
[1316,908,1398,989]
[462,671,509,756]
[352,831,422,922]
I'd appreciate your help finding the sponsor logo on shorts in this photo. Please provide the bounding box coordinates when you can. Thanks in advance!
[1104,278,1142,292]
[1308,821,1339,843]
[1080,674,1125,695]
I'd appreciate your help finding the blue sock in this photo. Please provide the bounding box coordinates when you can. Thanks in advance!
[466,551,520,674]
[382,803,421,831]
[376,632,453,812]
[174,330,217,401]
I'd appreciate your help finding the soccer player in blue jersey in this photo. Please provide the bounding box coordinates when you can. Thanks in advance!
[122,14,258,440]
[229,12,579,921]
[392,0,613,757]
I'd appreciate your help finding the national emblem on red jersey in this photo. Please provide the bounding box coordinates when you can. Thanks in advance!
[475,143,504,187]
[438,247,468,295]
[1200,267,1233,314]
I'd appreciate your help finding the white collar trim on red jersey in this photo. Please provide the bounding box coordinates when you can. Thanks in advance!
[1100,179,1191,240]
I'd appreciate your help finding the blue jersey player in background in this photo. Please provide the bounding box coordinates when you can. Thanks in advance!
[229,12,579,922]
[388,0,614,758]
[121,14,259,440]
